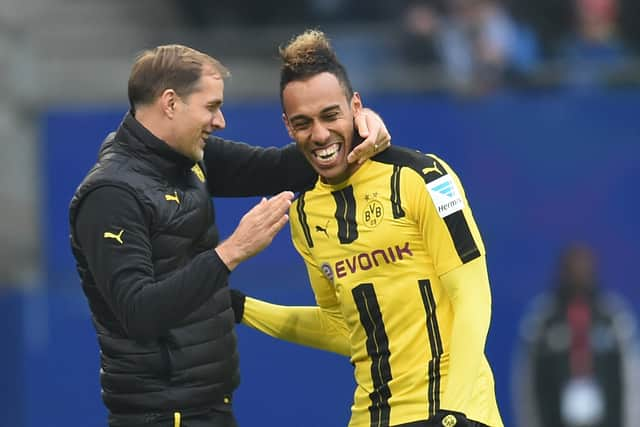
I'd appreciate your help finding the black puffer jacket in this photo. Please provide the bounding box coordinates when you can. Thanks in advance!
[69,113,314,419]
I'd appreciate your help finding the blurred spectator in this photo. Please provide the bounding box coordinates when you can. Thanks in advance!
[513,243,640,427]
[399,0,442,66]
[558,0,632,87]
[441,0,539,93]
[398,0,539,94]
[508,0,573,60]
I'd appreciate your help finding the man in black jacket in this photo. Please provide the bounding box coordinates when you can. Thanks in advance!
[69,44,389,427]
[513,243,640,427]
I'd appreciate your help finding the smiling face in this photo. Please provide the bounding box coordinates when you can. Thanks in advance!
[170,67,226,162]
[283,72,362,184]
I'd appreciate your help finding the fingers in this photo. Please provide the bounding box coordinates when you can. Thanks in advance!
[216,191,294,271]
[267,213,290,237]
[245,191,293,220]
[348,109,391,164]
[270,190,295,204]
[347,129,390,165]
[245,191,293,252]
[263,191,294,222]
[353,112,370,139]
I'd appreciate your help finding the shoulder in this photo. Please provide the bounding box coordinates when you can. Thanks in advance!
[71,182,143,223]
[597,291,639,339]
[71,152,152,225]
[73,159,143,204]
[518,292,558,343]
[373,146,453,184]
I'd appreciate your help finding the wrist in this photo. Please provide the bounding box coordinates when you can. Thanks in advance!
[229,289,246,323]
[215,241,241,271]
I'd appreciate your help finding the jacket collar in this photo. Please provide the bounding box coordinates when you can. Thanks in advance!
[112,111,195,174]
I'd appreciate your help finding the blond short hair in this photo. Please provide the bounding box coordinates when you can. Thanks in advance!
[128,44,230,110]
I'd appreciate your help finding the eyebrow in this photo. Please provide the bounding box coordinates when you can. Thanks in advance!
[288,104,341,122]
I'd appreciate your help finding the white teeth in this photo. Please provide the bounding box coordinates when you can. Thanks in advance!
[314,144,340,160]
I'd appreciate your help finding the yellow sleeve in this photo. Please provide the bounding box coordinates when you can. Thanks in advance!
[242,297,350,356]
[405,155,491,411]
[240,199,351,356]
[439,256,492,411]
[407,154,485,275]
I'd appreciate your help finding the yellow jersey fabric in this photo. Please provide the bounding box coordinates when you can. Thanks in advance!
[243,147,503,427]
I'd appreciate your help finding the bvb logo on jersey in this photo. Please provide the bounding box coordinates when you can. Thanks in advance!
[441,414,457,427]
[363,192,384,228]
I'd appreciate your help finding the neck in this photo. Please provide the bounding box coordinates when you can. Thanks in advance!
[134,107,174,147]
[321,161,364,185]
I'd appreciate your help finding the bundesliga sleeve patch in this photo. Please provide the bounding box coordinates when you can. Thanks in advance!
[426,175,465,218]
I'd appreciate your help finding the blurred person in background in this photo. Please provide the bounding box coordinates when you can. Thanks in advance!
[399,0,442,67]
[508,0,573,60]
[398,0,539,94]
[511,0,640,86]
[438,0,539,93]
[231,29,503,427]
[513,243,640,427]
[68,44,390,427]
[559,0,632,87]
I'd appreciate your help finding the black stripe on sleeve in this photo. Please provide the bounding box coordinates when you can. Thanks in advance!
[332,185,358,244]
[443,211,480,263]
[296,193,314,248]
[419,279,443,418]
[353,283,392,427]
[390,165,405,219]
[374,148,481,263]
[423,155,480,264]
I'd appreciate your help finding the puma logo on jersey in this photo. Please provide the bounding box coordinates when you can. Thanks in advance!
[422,162,443,176]
[315,220,330,237]
[103,229,124,245]
[165,191,180,204]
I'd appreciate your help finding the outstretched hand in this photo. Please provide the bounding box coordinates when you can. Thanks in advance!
[348,108,391,165]
[215,191,294,271]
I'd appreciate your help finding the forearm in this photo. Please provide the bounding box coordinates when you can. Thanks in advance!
[440,256,492,410]
[242,296,350,356]
[204,138,315,196]
[76,186,231,339]
[109,250,229,338]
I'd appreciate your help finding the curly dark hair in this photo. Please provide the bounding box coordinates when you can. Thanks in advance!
[279,29,354,107]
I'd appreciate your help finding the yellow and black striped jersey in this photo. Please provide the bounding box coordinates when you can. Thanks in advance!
[245,146,503,427]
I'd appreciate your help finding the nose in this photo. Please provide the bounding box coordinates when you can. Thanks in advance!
[212,109,226,130]
[310,121,330,143]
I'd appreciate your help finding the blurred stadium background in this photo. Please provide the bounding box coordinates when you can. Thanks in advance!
[1,0,639,426]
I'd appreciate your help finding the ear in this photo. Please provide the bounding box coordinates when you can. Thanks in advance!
[160,89,178,119]
[351,92,363,116]
[282,113,295,139]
